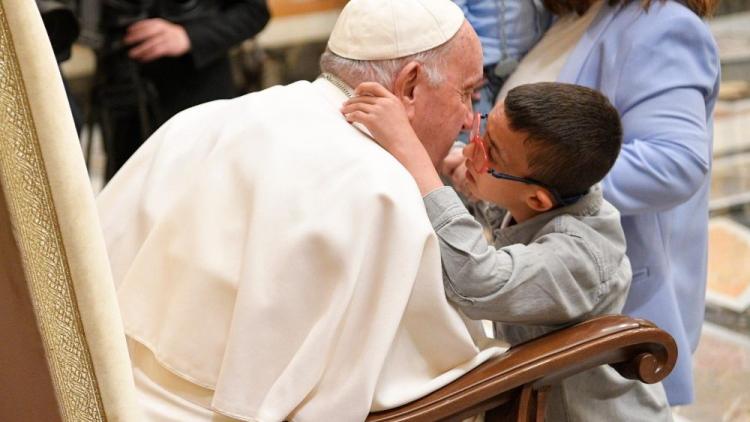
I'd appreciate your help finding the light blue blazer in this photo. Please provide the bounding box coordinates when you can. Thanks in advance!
[557,0,720,405]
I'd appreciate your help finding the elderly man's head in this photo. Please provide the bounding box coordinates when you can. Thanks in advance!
[320,1,483,167]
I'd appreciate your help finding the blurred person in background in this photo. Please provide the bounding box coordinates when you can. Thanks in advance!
[96,0,270,179]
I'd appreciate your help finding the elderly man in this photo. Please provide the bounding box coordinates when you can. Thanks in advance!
[97,0,501,420]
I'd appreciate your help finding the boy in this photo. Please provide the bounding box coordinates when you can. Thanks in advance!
[342,82,672,421]
[449,0,553,229]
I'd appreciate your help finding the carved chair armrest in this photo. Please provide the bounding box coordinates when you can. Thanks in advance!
[366,315,677,422]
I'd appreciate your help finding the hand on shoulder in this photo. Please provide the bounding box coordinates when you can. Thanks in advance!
[342,82,443,196]
[341,82,424,156]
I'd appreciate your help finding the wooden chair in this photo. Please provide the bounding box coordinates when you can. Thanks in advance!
[0,1,676,421]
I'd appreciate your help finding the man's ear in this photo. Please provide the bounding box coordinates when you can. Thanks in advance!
[526,188,555,213]
[392,61,421,120]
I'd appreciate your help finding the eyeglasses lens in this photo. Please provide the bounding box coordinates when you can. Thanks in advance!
[469,113,487,173]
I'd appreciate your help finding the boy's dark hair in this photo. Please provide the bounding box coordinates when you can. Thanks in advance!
[503,82,622,198]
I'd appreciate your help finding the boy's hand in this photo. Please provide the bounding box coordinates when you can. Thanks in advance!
[341,82,422,155]
[342,82,443,196]
[441,147,476,201]
[441,147,464,178]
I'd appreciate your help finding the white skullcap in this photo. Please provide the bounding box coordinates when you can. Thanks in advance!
[328,0,465,60]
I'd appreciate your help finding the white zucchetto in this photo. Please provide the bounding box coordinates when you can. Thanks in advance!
[328,0,466,60]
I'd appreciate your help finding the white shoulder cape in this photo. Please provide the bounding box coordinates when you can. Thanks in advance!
[97,79,505,422]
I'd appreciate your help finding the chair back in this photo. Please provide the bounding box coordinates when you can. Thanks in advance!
[0,1,139,420]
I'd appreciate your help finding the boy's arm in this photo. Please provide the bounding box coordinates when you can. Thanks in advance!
[426,187,625,326]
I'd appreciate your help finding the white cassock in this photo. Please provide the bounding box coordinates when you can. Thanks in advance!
[97,77,506,422]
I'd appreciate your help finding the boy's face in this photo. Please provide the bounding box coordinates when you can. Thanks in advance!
[462,105,536,210]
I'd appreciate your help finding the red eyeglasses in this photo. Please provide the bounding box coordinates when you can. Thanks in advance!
[467,112,490,173]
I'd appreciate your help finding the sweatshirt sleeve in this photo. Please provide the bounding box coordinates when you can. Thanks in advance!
[424,187,608,325]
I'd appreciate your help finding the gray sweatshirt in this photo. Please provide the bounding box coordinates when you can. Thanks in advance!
[423,185,671,421]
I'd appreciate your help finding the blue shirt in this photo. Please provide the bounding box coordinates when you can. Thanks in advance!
[453,0,551,66]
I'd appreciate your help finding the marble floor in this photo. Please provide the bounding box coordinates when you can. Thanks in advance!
[674,323,750,421]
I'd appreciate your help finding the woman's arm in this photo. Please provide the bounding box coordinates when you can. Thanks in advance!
[602,13,720,215]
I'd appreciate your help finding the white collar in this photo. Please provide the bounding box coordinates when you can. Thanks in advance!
[313,74,375,139]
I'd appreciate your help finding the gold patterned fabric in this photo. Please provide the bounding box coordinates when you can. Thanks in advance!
[0,1,139,420]
[0,4,105,421]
